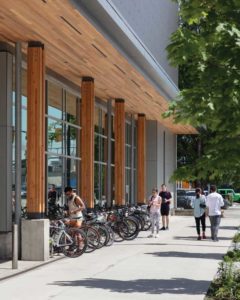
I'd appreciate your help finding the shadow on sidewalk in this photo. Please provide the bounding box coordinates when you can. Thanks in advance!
[174,236,232,241]
[188,225,238,231]
[50,277,209,295]
[219,226,239,230]
[144,251,223,260]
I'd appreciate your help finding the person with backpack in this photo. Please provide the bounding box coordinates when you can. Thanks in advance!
[148,188,162,238]
[191,188,207,240]
[64,186,85,228]
[159,184,172,230]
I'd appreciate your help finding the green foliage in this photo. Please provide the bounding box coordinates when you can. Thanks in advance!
[207,262,240,300]
[165,0,240,186]
[233,233,240,244]
[224,250,240,262]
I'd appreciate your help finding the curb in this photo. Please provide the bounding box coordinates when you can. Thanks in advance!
[0,255,65,282]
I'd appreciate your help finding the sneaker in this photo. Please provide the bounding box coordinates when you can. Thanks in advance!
[202,233,207,239]
[148,234,154,238]
[155,234,159,238]
[160,227,166,231]
[166,226,169,230]
[197,236,201,240]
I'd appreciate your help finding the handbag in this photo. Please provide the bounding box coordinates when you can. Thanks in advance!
[200,203,206,209]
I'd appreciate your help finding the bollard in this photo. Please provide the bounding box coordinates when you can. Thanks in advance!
[12,224,18,269]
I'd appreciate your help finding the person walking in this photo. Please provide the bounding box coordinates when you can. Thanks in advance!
[206,185,224,242]
[159,184,172,230]
[191,188,207,240]
[148,188,162,238]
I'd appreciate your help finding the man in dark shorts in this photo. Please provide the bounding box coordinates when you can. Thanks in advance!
[159,184,172,230]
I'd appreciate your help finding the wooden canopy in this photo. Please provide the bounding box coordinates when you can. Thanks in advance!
[0,0,196,134]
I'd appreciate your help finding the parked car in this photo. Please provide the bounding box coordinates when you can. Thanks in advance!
[217,188,240,203]
[177,189,194,209]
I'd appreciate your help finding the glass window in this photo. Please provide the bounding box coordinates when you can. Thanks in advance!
[47,81,62,119]
[66,91,78,125]
[100,110,107,136]
[66,125,79,157]
[94,134,100,162]
[47,118,63,154]
[125,169,131,205]
[94,163,100,205]
[125,123,131,145]
[100,136,107,163]
[111,166,115,205]
[94,107,100,133]
[65,158,79,190]
[125,145,131,168]
[47,155,64,205]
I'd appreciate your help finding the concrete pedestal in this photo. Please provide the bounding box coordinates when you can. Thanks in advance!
[21,219,49,261]
[0,232,12,259]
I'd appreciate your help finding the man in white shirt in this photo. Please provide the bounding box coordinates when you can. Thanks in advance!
[206,185,224,241]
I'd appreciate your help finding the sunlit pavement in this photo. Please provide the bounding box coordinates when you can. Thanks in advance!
[0,204,239,300]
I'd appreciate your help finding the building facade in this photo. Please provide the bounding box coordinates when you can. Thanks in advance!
[0,0,195,259]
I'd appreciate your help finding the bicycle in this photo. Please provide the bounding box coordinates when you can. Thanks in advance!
[49,219,87,258]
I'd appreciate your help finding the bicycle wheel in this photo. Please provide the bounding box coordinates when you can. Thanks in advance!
[142,213,152,231]
[122,217,139,240]
[110,221,125,242]
[82,225,100,253]
[62,228,87,258]
[92,224,109,249]
[117,220,131,240]
[104,224,115,246]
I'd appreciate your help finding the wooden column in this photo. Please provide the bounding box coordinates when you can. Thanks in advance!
[137,113,146,204]
[114,99,125,206]
[27,42,45,218]
[80,77,94,208]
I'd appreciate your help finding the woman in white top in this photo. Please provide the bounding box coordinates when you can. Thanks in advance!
[148,188,162,238]
[191,188,207,240]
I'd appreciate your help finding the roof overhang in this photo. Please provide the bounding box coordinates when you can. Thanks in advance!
[0,0,196,134]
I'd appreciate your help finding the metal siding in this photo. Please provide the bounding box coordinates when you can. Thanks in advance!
[0,52,12,232]
[111,0,178,84]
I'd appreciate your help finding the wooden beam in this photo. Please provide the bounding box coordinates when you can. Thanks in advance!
[27,41,45,218]
[115,99,125,206]
[80,77,94,208]
[137,113,146,204]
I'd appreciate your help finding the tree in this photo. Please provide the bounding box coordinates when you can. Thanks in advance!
[165,0,240,187]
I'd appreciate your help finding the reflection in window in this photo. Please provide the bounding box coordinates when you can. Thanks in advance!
[66,125,79,157]
[12,91,28,208]
[47,81,62,119]
[66,91,78,125]
[47,155,63,204]
[47,118,62,154]
[94,163,107,208]
[125,120,137,204]
[46,80,81,209]
[94,107,100,133]
[66,158,79,189]
[125,169,131,205]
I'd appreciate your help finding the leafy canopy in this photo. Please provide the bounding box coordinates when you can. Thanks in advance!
[165,0,240,186]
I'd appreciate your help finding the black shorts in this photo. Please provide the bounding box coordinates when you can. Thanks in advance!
[161,204,170,216]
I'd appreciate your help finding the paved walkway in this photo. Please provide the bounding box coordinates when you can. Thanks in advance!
[0,205,239,300]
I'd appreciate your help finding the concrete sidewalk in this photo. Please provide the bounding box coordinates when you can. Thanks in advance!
[0,205,239,300]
